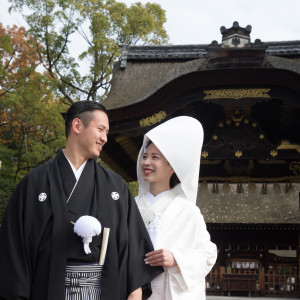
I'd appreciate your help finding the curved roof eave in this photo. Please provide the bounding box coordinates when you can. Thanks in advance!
[103,55,300,111]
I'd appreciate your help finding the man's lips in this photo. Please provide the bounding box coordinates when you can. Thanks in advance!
[96,142,103,150]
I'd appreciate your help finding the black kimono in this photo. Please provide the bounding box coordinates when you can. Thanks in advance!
[0,151,163,299]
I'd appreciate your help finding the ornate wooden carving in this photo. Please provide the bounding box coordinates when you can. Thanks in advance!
[203,88,271,100]
[139,111,167,127]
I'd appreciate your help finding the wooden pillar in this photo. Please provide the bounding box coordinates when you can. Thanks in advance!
[259,267,265,295]
[263,242,269,296]
[218,242,225,267]
[297,231,300,294]
[263,242,269,272]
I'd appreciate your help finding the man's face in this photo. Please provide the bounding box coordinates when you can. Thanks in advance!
[78,110,109,159]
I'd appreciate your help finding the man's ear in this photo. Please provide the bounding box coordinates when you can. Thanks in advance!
[72,118,81,135]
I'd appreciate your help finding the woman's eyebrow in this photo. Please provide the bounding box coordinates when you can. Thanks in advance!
[150,152,160,155]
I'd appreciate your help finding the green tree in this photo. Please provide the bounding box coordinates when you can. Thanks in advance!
[0,23,67,219]
[0,72,66,221]
[126,180,139,198]
[0,23,66,221]
[9,0,168,104]
[1,74,66,183]
[0,23,66,184]
[0,144,17,220]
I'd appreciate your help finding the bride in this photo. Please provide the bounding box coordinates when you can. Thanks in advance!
[135,116,217,300]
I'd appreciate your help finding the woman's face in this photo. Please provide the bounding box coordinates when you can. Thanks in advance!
[140,143,174,186]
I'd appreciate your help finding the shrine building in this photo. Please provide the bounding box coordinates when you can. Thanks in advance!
[101,21,300,297]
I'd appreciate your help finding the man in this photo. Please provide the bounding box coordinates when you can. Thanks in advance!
[0,101,163,300]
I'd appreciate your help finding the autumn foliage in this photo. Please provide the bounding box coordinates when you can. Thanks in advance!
[0,0,168,221]
[0,23,40,98]
[0,23,66,219]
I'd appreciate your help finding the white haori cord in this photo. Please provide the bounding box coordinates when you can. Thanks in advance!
[67,180,101,254]
[74,216,102,254]
[73,216,110,265]
[68,180,110,264]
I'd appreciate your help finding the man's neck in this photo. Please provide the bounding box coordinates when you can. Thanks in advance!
[64,147,87,170]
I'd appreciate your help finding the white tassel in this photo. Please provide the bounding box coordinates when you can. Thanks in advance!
[73,216,102,254]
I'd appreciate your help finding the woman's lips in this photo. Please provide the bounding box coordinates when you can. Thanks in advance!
[143,168,153,175]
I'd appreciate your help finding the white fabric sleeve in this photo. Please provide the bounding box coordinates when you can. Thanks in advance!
[167,212,217,290]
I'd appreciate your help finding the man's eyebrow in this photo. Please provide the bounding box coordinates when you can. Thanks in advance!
[98,123,109,129]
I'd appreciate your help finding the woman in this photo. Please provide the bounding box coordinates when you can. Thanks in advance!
[135,116,217,300]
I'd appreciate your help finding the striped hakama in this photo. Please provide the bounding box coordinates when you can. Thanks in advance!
[65,264,103,300]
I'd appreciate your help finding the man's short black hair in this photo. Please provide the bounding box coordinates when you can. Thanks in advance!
[64,100,108,138]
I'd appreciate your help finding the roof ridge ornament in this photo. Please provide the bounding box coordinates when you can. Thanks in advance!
[220,21,252,48]
[206,21,267,65]
[119,44,130,69]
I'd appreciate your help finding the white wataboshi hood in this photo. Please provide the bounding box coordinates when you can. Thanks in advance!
[137,116,204,204]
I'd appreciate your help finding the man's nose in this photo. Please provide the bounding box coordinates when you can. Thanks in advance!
[101,133,107,143]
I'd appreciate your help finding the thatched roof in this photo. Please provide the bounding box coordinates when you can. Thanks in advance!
[103,41,300,110]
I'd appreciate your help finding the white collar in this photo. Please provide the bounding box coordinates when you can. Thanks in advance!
[63,149,87,181]
[145,190,171,206]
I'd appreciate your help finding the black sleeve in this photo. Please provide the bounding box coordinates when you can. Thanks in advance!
[0,169,52,300]
[125,183,164,297]
[0,178,31,299]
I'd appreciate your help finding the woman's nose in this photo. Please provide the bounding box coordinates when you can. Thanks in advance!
[142,157,150,165]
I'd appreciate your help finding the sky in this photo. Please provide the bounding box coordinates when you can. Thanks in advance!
[1,0,300,45]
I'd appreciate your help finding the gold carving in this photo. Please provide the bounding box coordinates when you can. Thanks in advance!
[139,111,166,127]
[231,111,243,122]
[277,140,300,153]
[289,161,300,175]
[202,151,209,158]
[203,88,271,100]
[270,149,278,157]
[259,134,264,139]
[235,150,242,158]
[213,135,218,140]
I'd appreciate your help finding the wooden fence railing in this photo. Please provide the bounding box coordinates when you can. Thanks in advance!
[263,271,299,297]
[206,265,299,297]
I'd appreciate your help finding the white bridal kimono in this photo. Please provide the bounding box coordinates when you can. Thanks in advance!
[136,116,217,300]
